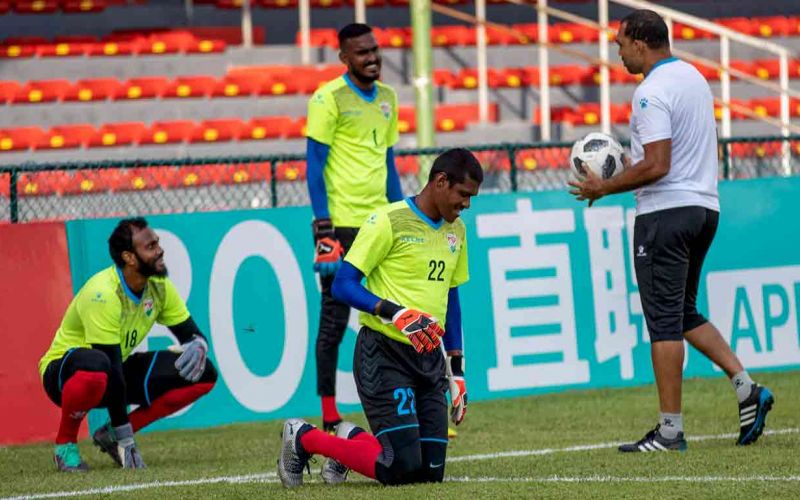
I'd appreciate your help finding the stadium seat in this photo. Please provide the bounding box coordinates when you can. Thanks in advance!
[673,22,713,40]
[310,0,343,7]
[61,170,110,195]
[117,77,169,100]
[394,155,419,175]
[276,160,307,182]
[0,126,46,152]
[164,76,217,99]
[304,28,338,48]
[259,0,299,8]
[143,31,197,55]
[0,41,37,58]
[12,79,71,104]
[242,116,293,141]
[397,107,416,134]
[792,97,800,117]
[63,78,121,102]
[191,118,245,143]
[749,97,781,118]
[285,118,307,139]
[62,0,106,12]
[17,171,66,196]
[575,103,601,126]
[211,75,260,98]
[431,26,474,47]
[754,16,791,38]
[186,37,227,54]
[141,120,195,145]
[510,23,538,45]
[716,17,756,36]
[550,23,598,44]
[0,81,21,104]
[36,39,91,57]
[13,0,58,14]
[39,124,96,149]
[88,122,147,147]
[376,27,411,48]
[87,39,139,57]
[222,161,272,184]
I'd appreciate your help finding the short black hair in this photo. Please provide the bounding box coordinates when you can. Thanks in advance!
[621,9,669,49]
[109,217,148,268]
[428,148,484,185]
[338,23,372,49]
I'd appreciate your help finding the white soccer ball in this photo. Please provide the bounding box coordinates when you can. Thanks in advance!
[569,132,626,179]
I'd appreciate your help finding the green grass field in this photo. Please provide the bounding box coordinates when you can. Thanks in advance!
[2,371,798,499]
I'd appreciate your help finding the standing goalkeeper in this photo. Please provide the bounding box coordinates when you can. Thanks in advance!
[279,148,482,487]
[306,22,403,432]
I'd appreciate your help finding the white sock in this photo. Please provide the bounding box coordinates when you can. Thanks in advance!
[731,371,755,403]
[658,412,683,439]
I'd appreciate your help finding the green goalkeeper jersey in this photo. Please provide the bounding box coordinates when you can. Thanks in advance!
[39,266,190,377]
[345,198,469,345]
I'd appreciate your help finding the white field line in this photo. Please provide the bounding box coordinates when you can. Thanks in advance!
[4,427,798,500]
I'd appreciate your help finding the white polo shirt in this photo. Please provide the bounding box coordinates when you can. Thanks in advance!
[629,57,720,215]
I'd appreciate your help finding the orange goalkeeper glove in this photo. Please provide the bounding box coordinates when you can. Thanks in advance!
[391,308,444,353]
[312,218,344,278]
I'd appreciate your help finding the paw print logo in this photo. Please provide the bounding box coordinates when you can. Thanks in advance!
[639,97,649,109]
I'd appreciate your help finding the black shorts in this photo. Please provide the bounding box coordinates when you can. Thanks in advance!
[633,205,719,342]
[43,347,216,408]
[354,326,448,442]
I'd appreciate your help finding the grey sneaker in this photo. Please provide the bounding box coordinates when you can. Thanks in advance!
[54,443,89,472]
[277,419,313,488]
[321,421,358,485]
[92,422,122,467]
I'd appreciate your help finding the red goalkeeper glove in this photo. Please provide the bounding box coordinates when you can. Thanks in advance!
[392,308,444,353]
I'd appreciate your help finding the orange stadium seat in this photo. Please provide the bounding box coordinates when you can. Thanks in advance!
[17,171,66,196]
[432,69,455,87]
[305,29,338,48]
[690,61,720,81]
[62,170,110,195]
[749,97,781,118]
[611,103,632,124]
[394,155,419,175]
[672,22,713,40]
[575,103,601,126]
[397,107,416,134]
[486,26,516,45]
[37,39,92,57]
[510,23,538,44]
[191,118,245,143]
[754,16,791,38]
[534,105,579,125]
[548,65,590,86]
[211,75,260,98]
[729,60,757,80]
[164,76,217,98]
[13,0,59,14]
[117,77,169,99]
[63,78,121,102]
[62,0,106,12]
[88,122,147,148]
[39,124,96,150]
[242,116,294,141]
[87,39,139,57]
[276,160,307,182]
[285,118,307,139]
[141,120,196,145]
[221,162,272,185]
[256,77,299,96]
[431,26,474,47]
[0,126,45,152]
[143,31,197,55]
[12,79,71,104]
[792,97,800,117]
[376,27,411,48]
[715,17,755,36]
[186,37,227,54]
[0,81,21,104]
[550,23,598,44]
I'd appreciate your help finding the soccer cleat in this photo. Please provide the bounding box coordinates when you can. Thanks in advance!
[118,442,146,469]
[618,425,687,452]
[737,384,775,446]
[54,443,89,472]
[321,421,358,485]
[448,427,458,439]
[278,418,313,488]
[323,419,342,434]
[92,422,122,467]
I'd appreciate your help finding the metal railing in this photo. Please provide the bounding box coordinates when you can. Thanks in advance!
[1,135,798,223]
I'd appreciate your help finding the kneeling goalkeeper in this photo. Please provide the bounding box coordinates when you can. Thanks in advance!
[278,148,482,486]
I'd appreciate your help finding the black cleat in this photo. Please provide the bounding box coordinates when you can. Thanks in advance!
[737,384,774,446]
[619,425,687,452]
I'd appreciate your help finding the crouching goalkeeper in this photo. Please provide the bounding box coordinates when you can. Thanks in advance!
[38,217,217,472]
[278,148,482,487]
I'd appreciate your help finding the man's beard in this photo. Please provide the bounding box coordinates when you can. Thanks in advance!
[135,251,167,277]
[352,67,379,84]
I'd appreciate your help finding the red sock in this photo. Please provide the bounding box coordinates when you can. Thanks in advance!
[321,396,341,424]
[300,428,381,479]
[56,371,108,444]
[129,382,214,432]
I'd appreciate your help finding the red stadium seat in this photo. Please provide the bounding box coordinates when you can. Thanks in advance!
[510,23,538,45]
[549,65,590,86]
[63,78,121,102]
[186,38,227,54]
[754,16,791,38]
[163,76,216,98]
[285,118,307,139]
[432,69,455,87]
[276,160,307,182]
[575,103,601,126]
[86,39,139,57]
[749,97,781,118]
[0,0,9,14]
[672,23,713,40]
[377,27,411,48]
[436,103,498,131]
[550,23,597,44]
[211,75,260,98]
[256,77,299,96]
[431,26,474,47]
[0,42,36,58]
[17,171,66,196]
[117,77,169,100]
[304,28,338,48]
[610,103,631,124]
[141,120,196,145]
[37,40,90,57]
[61,170,110,195]
[39,124,96,150]
[792,97,800,117]
[144,31,196,55]
[242,116,293,141]
[0,126,45,152]
[13,0,58,14]
[221,162,272,185]
[310,0,342,7]
[190,118,244,143]
[12,79,71,104]
[715,17,756,36]
[62,0,106,12]
[343,0,384,7]
[394,155,419,175]
[259,0,298,8]
[88,122,147,147]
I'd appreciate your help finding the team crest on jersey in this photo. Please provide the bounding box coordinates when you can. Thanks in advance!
[447,233,457,253]
[380,101,391,119]
[143,298,154,317]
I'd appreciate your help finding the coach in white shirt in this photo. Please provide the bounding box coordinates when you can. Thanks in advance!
[569,9,774,453]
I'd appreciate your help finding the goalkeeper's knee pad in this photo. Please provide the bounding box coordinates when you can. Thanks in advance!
[374,429,423,485]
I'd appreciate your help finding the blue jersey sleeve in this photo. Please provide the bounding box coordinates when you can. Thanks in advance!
[306,137,331,220]
[443,287,463,351]
[331,261,382,314]
[386,147,403,202]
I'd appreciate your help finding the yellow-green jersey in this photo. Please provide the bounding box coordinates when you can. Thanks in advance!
[38,266,190,377]
[306,75,399,228]
[345,199,469,345]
